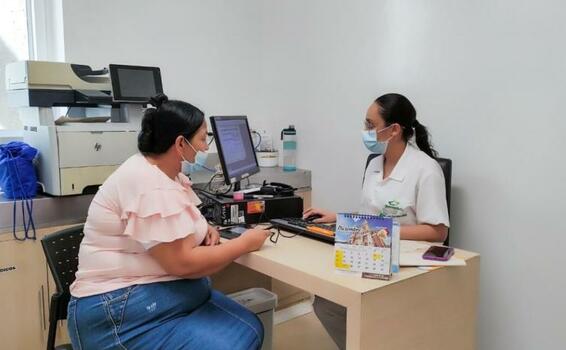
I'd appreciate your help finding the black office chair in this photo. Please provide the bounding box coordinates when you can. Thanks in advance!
[363,154,452,245]
[41,225,84,350]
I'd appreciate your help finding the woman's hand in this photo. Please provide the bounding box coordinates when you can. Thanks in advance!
[239,228,271,252]
[203,225,221,246]
[302,207,337,223]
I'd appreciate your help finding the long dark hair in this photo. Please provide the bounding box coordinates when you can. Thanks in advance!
[138,94,205,155]
[375,93,437,158]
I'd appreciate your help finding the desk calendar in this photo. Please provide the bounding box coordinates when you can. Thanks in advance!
[334,213,398,280]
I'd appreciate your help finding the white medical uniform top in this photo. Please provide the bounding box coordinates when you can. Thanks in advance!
[359,143,450,227]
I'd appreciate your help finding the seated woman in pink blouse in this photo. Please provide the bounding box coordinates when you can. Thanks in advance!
[68,94,270,350]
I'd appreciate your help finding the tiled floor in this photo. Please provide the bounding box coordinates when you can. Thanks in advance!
[273,312,339,350]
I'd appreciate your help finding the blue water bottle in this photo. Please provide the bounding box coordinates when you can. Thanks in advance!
[281,125,297,171]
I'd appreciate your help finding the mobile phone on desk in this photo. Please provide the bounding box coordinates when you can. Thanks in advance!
[422,245,454,261]
[219,226,247,240]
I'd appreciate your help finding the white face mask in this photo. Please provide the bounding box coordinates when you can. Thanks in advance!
[182,137,211,173]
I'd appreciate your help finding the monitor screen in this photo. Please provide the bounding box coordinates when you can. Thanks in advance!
[109,64,163,102]
[210,116,260,185]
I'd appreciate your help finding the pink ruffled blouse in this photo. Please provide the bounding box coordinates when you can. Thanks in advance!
[70,153,208,298]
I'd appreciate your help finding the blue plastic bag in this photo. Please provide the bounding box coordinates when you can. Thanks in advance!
[0,141,38,241]
[0,141,39,199]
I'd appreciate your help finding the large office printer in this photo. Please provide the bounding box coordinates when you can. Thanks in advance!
[5,61,162,195]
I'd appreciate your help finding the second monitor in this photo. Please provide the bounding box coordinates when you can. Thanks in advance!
[209,116,260,191]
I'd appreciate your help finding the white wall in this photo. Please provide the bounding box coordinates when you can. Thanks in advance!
[261,1,566,349]
[60,1,566,348]
[383,3,566,349]
[259,1,386,209]
[62,0,272,134]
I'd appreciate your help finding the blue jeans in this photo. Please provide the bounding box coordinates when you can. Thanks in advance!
[68,278,263,349]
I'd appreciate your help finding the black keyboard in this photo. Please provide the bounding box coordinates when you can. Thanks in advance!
[270,217,336,244]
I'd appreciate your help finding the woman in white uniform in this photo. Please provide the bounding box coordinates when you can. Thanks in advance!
[305,93,450,349]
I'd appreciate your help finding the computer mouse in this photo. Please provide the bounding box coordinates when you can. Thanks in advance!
[305,214,323,222]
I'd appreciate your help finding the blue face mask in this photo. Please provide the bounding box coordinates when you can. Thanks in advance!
[182,138,214,173]
[361,126,392,154]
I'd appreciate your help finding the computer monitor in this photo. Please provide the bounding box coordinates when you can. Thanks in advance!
[109,64,163,102]
[210,116,260,189]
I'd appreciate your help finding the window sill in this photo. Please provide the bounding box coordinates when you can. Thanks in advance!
[0,130,23,144]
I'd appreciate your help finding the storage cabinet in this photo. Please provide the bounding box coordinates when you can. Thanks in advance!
[0,225,75,349]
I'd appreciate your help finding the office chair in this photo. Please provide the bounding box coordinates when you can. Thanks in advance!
[363,154,452,246]
[41,225,85,350]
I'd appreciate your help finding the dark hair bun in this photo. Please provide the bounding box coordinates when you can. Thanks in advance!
[137,96,205,155]
[138,109,157,153]
[149,93,169,108]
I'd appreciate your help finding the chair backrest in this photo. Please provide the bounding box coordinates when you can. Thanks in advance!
[41,225,84,295]
[41,225,84,348]
[435,157,452,216]
[363,154,452,244]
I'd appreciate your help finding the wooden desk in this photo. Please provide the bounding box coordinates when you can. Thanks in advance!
[232,234,480,350]
[2,221,477,350]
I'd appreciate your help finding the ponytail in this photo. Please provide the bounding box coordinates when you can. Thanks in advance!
[413,120,437,159]
[375,93,438,159]
[138,108,157,154]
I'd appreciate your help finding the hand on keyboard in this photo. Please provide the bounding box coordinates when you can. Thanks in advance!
[302,208,337,223]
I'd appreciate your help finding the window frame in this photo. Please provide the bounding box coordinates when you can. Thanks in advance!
[1,0,48,138]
